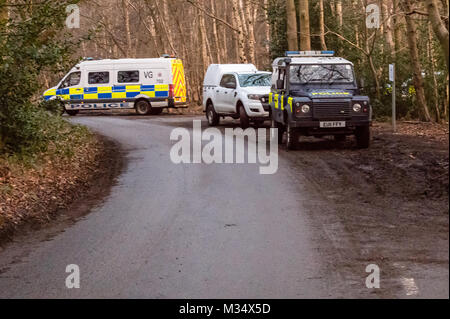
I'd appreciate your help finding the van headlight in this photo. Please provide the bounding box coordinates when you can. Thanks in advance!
[248,94,260,100]
[353,103,362,112]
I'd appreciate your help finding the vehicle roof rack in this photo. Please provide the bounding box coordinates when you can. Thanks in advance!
[285,51,335,57]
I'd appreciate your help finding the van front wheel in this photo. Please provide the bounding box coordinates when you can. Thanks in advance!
[135,100,151,115]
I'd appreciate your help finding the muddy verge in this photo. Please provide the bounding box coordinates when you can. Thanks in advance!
[0,135,124,245]
[286,121,449,298]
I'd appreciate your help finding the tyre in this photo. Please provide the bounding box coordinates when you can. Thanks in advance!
[355,125,371,148]
[149,108,163,115]
[66,110,79,116]
[254,119,265,127]
[334,134,346,142]
[135,100,151,115]
[271,119,285,144]
[206,103,220,126]
[239,105,250,129]
[286,122,299,150]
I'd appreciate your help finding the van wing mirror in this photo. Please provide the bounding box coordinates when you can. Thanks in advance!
[276,80,284,90]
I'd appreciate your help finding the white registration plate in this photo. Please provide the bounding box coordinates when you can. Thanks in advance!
[320,121,346,128]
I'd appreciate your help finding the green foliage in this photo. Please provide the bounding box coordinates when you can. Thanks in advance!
[267,0,288,61]
[0,0,80,154]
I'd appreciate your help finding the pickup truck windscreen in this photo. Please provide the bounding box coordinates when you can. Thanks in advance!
[289,64,354,85]
[238,73,271,87]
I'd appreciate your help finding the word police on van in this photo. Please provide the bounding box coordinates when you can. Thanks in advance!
[43,55,187,116]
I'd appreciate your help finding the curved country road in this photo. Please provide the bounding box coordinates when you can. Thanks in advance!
[0,115,447,298]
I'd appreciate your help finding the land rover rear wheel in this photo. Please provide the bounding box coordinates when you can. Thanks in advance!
[206,103,220,126]
[286,122,299,150]
[135,100,151,115]
[355,125,371,149]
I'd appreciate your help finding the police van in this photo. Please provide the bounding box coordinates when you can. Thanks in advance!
[270,51,372,149]
[43,56,187,116]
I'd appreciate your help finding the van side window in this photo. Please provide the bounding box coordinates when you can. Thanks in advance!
[88,72,110,84]
[118,71,139,83]
[220,74,236,88]
[59,72,81,89]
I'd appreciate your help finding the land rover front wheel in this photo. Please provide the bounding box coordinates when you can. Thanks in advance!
[135,100,151,115]
[286,122,299,150]
[271,119,285,144]
[206,103,220,126]
[355,125,371,149]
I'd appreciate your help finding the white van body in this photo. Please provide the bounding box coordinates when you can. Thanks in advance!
[202,64,271,128]
[43,57,187,115]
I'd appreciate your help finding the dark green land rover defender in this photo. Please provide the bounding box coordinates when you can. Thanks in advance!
[269,51,372,150]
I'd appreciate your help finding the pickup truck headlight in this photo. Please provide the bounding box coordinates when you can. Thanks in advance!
[353,103,362,112]
[248,94,260,100]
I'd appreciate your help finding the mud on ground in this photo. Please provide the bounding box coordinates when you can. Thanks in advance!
[285,121,449,297]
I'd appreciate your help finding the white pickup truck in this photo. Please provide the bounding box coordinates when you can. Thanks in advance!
[202,64,271,129]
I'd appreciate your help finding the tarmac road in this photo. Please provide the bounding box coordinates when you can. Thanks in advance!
[0,114,447,298]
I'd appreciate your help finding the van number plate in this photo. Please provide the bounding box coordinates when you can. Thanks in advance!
[320,121,346,128]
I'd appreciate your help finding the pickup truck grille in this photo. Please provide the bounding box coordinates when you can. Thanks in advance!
[313,100,351,119]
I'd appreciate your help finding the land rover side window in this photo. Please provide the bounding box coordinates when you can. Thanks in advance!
[88,71,110,84]
[59,72,81,89]
[290,64,354,84]
[118,71,139,83]
[220,74,236,88]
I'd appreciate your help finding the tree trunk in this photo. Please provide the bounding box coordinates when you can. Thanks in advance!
[318,0,327,50]
[232,0,247,63]
[298,0,311,50]
[425,0,449,69]
[244,0,256,63]
[402,0,432,121]
[122,0,132,57]
[286,0,298,51]
[381,0,395,59]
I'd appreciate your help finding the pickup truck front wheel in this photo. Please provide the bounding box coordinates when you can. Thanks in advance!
[239,106,250,129]
[206,103,220,126]
[355,125,371,149]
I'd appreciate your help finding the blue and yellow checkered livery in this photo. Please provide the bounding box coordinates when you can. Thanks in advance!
[44,84,170,101]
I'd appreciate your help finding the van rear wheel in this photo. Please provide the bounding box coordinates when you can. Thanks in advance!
[66,110,79,116]
[149,108,163,115]
[135,100,151,115]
